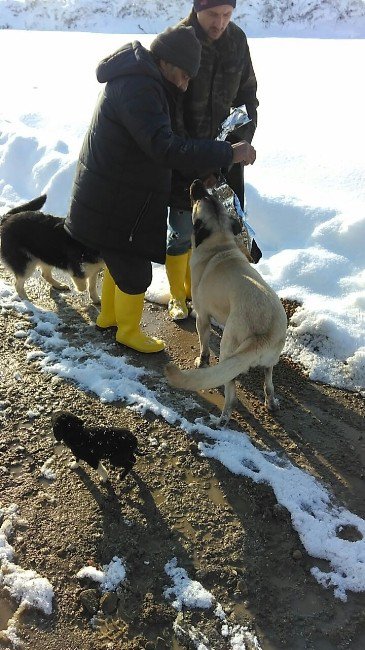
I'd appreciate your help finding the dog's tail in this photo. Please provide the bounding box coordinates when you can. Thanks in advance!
[3,194,47,217]
[165,336,271,391]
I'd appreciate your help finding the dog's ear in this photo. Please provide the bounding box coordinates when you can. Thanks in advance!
[5,194,47,216]
[229,215,242,236]
[190,179,208,204]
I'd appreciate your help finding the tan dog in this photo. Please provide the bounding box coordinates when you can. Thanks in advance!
[165,180,288,427]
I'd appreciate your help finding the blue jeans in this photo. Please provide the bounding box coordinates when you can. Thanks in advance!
[166,208,193,256]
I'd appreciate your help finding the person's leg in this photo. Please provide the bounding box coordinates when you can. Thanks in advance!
[184,249,192,301]
[166,208,193,320]
[96,267,117,328]
[98,251,165,353]
[226,163,244,210]
[226,164,262,263]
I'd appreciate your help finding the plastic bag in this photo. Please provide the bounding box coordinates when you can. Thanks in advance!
[213,105,255,252]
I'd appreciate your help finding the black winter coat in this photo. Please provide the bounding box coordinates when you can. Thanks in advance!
[65,41,233,263]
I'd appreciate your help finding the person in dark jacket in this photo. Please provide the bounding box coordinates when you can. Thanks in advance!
[65,25,256,353]
[165,0,260,322]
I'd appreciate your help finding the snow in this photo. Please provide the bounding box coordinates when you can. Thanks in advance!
[1,0,365,646]
[0,500,125,645]
[40,457,57,480]
[77,556,127,592]
[165,557,262,648]
[0,504,54,619]
[1,561,54,615]
[199,428,365,602]
[0,0,364,37]
[164,557,215,610]
[0,505,16,562]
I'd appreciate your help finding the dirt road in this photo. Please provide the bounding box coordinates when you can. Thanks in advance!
[1,265,365,650]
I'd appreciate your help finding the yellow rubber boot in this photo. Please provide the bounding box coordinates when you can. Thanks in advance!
[114,289,165,353]
[184,249,192,301]
[96,268,117,329]
[165,252,189,321]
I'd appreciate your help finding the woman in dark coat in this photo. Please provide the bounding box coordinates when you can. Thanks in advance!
[65,25,255,353]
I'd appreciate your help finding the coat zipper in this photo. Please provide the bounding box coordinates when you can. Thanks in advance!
[128,192,152,243]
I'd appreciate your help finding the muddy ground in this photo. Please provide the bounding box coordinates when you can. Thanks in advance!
[0,264,365,650]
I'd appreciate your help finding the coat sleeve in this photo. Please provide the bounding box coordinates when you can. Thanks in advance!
[112,77,233,172]
[231,34,259,143]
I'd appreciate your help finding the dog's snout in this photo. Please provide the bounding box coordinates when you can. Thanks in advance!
[190,179,208,202]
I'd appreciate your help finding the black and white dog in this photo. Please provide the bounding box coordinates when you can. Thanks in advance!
[0,195,104,303]
[52,411,141,482]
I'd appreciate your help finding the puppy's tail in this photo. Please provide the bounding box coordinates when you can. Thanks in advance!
[3,194,47,217]
[165,336,267,391]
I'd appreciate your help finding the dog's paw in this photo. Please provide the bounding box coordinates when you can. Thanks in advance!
[51,283,70,292]
[209,414,221,428]
[97,462,110,483]
[208,413,231,429]
[15,291,30,302]
[194,416,209,426]
[266,396,280,412]
[194,355,210,369]
[194,414,224,429]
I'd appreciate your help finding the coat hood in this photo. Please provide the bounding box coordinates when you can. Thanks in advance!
[96,41,160,84]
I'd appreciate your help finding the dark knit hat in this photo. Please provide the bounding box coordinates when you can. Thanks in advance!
[194,0,236,11]
[150,26,202,78]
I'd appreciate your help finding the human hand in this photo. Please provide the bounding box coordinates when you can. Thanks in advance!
[202,173,219,189]
[231,141,256,165]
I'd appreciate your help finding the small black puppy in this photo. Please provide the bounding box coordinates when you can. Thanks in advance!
[52,410,141,482]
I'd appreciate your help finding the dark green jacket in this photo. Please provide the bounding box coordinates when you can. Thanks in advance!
[177,11,258,141]
[171,11,259,209]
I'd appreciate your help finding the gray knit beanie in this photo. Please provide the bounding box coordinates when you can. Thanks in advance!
[150,26,202,78]
[194,0,236,11]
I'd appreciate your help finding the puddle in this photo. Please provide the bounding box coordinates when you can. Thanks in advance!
[0,597,17,631]
[336,524,363,542]
[16,423,33,432]
[183,467,232,509]
[9,454,33,477]
[172,517,196,541]
[206,478,231,509]
[254,627,283,650]
[198,388,225,410]
[38,476,56,486]
[53,444,64,456]
[152,488,165,507]
[231,593,249,609]
[184,469,197,486]
[9,464,23,476]
[295,592,326,616]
